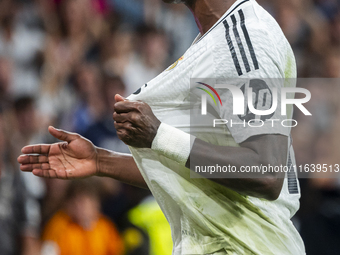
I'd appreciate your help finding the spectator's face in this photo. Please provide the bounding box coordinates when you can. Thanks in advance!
[66,193,100,230]
[16,104,37,136]
[75,65,101,96]
[0,58,12,95]
[105,80,126,110]
[143,33,169,68]
[112,31,134,55]
[62,0,87,34]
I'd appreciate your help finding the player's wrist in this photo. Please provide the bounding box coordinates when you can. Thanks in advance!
[94,146,103,177]
[95,147,112,177]
[151,123,196,166]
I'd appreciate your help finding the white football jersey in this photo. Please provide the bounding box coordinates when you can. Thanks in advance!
[127,0,305,254]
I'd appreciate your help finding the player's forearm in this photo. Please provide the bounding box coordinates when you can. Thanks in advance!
[186,135,286,200]
[95,147,148,189]
[150,123,285,200]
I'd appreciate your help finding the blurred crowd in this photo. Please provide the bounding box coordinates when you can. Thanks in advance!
[0,0,339,254]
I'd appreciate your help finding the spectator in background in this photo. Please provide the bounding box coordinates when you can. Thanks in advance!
[101,25,170,95]
[38,0,105,128]
[144,0,198,59]
[42,179,124,255]
[10,96,46,221]
[0,57,13,111]
[274,0,331,77]
[314,0,340,20]
[296,50,340,255]
[108,0,144,27]
[125,196,172,255]
[322,48,340,78]
[0,0,45,96]
[102,26,137,94]
[330,10,340,46]
[40,178,71,230]
[83,74,129,152]
[63,62,106,134]
[11,96,44,160]
[0,109,41,255]
[123,26,170,94]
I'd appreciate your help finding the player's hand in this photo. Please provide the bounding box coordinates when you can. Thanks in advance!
[17,126,98,179]
[113,94,161,148]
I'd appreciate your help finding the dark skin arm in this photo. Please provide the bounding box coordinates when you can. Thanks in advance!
[17,95,286,200]
[113,95,286,201]
[187,135,286,200]
[17,126,147,189]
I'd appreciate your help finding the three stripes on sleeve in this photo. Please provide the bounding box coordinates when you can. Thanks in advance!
[223,10,259,76]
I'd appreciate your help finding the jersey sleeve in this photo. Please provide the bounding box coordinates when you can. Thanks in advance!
[193,9,296,144]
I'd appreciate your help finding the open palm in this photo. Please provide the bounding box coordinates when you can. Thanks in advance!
[18,126,98,179]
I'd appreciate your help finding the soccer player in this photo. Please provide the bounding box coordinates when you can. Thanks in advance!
[18,0,306,254]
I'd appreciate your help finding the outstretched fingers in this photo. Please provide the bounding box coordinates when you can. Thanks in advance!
[17,154,49,164]
[21,144,51,155]
[20,163,50,172]
[18,154,50,172]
